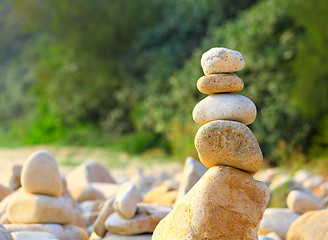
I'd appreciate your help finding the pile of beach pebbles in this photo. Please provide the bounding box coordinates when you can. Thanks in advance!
[153,47,270,239]
[0,149,326,239]
[256,167,328,240]
[0,149,183,240]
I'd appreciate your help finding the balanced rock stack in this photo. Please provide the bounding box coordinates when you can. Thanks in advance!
[153,47,270,239]
[4,150,88,240]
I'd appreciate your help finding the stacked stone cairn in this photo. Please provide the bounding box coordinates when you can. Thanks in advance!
[3,150,89,240]
[92,181,171,238]
[153,47,270,239]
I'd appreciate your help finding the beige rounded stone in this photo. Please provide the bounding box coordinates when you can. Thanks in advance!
[259,208,300,239]
[114,182,138,219]
[287,190,323,214]
[152,166,270,240]
[175,157,207,204]
[193,94,257,125]
[66,161,116,193]
[6,190,75,224]
[69,183,105,202]
[195,120,263,174]
[286,209,328,240]
[90,183,121,199]
[143,186,177,206]
[0,184,10,202]
[21,150,62,197]
[93,198,115,237]
[4,224,88,240]
[5,165,22,192]
[197,73,244,94]
[105,203,171,235]
[201,47,244,75]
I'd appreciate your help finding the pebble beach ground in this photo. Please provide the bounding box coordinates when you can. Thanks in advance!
[0,146,327,239]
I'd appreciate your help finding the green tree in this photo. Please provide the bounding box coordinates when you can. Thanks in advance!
[12,0,159,142]
[288,0,328,157]
[0,0,34,124]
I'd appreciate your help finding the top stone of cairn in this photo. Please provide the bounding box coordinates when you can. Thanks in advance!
[201,47,244,75]
[21,150,63,198]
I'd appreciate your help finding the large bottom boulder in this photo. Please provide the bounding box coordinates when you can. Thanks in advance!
[152,165,270,240]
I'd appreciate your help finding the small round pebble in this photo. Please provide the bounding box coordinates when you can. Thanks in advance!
[192,93,257,125]
[201,47,244,75]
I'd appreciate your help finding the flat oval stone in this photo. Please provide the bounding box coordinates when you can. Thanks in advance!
[259,208,300,239]
[197,73,244,94]
[192,94,256,125]
[194,120,263,174]
[105,203,171,235]
[6,190,75,224]
[21,150,62,197]
[201,47,244,75]
[286,190,323,214]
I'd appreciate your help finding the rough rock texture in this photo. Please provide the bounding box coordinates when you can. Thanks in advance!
[114,182,138,219]
[195,120,263,173]
[93,198,115,237]
[6,190,75,224]
[21,150,63,197]
[175,157,207,203]
[192,94,257,125]
[105,203,171,235]
[201,47,244,74]
[286,190,323,214]
[4,224,88,240]
[197,73,244,94]
[153,166,270,240]
[259,208,300,239]
[286,209,328,240]
[11,231,57,240]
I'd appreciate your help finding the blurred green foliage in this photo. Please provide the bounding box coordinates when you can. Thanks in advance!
[0,0,327,164]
